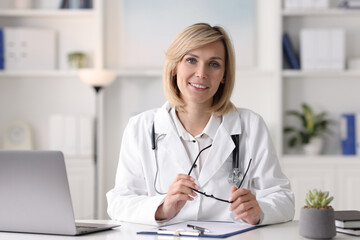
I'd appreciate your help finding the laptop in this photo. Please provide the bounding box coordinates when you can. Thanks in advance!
[0,150,120,235]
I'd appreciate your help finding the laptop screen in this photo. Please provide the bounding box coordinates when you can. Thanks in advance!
[0,151,77,235]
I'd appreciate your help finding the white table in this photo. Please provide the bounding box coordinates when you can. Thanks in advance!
[0,220,356,239]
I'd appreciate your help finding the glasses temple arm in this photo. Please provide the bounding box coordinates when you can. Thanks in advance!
[187,144,212,175]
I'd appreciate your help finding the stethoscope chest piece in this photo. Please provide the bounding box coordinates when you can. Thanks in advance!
[228,168,243,187]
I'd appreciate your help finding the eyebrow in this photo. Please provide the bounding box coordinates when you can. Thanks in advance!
[185,53,224,61]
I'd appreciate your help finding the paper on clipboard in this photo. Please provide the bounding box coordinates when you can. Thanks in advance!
[137,220,261,238]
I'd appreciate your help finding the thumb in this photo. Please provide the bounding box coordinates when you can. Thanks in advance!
[231,186,238,193]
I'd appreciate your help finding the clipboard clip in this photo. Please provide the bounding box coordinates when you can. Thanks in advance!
[157,228,200,236]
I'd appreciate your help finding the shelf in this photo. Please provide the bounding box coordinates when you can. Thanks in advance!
[116,69,162,78]
[282,70,360,78]
[282,8,360,17]
[0,70,78,78]
[115,68,275,78]
[0,69,276,79]
[282,155,360,162]
[0,9,95,18]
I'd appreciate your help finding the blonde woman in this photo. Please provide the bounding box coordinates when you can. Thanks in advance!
[107,23,294,225]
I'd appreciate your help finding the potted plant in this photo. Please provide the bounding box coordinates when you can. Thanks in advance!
[284,103,332,155]
[68,51,87,69]
[299,189,336,239]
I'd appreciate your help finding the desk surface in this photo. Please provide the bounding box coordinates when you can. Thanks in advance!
[0,220,356,240]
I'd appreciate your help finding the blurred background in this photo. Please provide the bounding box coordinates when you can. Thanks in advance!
[0,0,359,220]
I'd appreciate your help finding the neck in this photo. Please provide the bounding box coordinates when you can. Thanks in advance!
[176,104,212,136]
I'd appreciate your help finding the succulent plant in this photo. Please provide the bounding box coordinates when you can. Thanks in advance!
[305,189,334,208]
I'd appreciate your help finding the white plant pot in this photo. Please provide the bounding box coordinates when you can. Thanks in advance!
[303,137,323,155]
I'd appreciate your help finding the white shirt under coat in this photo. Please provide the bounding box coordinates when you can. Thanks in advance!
[170,107,221,176]
[106,102,295,226]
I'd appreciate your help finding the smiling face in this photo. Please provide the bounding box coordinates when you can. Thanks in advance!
[175,40,226,110]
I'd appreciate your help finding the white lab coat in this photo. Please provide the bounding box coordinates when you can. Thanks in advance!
[107,102,295,226]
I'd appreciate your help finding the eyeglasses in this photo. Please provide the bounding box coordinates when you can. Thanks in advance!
[188,145,252,203]
[153,141,252,203]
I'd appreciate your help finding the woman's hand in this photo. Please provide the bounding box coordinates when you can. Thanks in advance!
[229,186,261,225]
[155,174,199,220]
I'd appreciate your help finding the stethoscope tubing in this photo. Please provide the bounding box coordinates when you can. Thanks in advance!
[151,122,242,195]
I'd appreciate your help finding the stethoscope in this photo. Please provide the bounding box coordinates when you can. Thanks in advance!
[151,122,246,194]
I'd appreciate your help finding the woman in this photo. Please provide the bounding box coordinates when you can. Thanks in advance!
[107,23,295,226]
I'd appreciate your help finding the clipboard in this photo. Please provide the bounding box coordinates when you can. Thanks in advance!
[137,220,263,238]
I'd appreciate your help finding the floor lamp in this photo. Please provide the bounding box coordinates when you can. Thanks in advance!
[78,68,117,219]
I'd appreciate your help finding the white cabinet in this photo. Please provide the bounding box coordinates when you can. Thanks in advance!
[65,157,95,219]
[280,1,360,218]
[0,0,103,219]
[283,156,360,219]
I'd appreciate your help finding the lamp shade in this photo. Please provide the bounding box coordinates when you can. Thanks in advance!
[78,68,117,87]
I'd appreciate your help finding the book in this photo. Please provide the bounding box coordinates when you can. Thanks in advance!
[341,0,360,8]
[282,33,300,69]
[340,114,356,155]
[336,227,360,236]
[335,210,360,229]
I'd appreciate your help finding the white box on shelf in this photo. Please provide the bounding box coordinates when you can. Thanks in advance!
[299,0,313,8]
[4,27,56,71]
[329,29,345,70]
[284,0,300,9]
[4,28,19,70]
[18,28,56,70]
[300,29,316,70]
[315,29,330,70]
[312,0,329,8]
[300,28,345,70]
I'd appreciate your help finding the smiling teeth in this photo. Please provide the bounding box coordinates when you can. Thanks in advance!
[190,83,207,89]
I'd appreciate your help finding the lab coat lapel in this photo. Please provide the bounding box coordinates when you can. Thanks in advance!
[153,102,192,175]
[198,110,242,187]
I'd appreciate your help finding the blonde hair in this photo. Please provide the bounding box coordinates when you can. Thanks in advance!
[163,23,236,115]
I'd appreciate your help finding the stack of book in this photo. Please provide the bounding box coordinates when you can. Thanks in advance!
[335,210,360,236]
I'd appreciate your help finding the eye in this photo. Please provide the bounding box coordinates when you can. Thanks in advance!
[209,62,220,68]
[186,58,197,64]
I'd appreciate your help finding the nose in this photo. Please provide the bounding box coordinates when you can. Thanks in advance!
[195,64,208,79]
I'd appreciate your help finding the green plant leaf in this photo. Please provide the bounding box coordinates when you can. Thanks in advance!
[288,137,298,147]
[303,103,314,133]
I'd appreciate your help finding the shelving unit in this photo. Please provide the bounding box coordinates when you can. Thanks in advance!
[0,1,102,219]
[282,69,360,78]
[282,8,360,16]
[0,70,79,77]
[280,0,360,219]
[0,9,95,17]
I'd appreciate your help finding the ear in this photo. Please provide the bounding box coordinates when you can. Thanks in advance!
[221,77,225,84]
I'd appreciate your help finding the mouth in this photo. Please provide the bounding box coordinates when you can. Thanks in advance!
[189,82,208,89]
